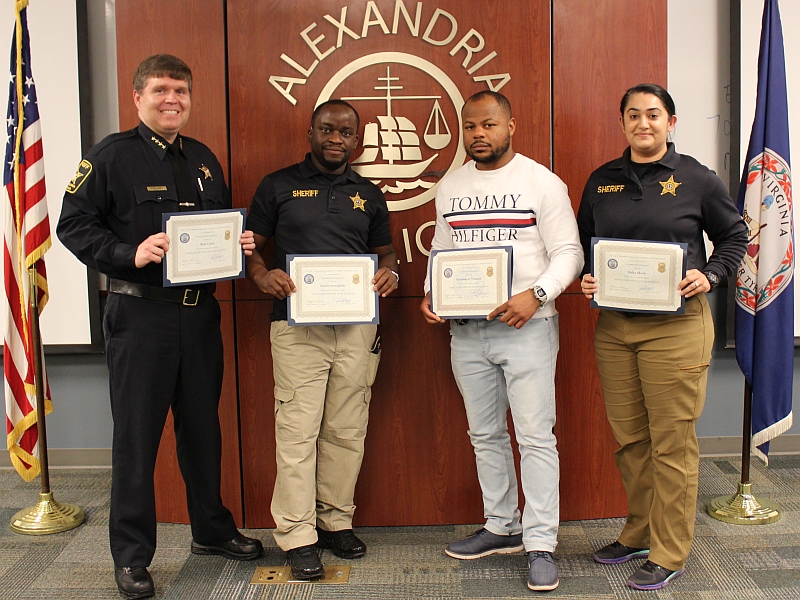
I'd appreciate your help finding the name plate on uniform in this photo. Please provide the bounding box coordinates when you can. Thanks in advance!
[429,247,512,318]
[162,209,246,286]
[591,237,687,314]
[287,254,379,326]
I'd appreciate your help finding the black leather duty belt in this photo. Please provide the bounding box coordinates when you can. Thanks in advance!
[107,278,210,306]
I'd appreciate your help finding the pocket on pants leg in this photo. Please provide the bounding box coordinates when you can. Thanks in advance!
[274,386,303,442]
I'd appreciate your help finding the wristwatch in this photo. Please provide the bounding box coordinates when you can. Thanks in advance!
[532,285,548,307]
[702,270,720,290]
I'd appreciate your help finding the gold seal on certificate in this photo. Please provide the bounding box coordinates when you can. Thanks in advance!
[591,238,688,314]
[162,209,246,286]
[429,247,512,318]
[287,254,379,326]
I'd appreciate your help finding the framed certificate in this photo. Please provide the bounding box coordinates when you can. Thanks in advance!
[162,208,246,287]
[429,246,513,318]
[591,237,688,314]
[287,254,379,326]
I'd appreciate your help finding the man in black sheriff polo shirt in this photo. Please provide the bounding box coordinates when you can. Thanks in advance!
[246,100,398,580]
[57,54,262,599]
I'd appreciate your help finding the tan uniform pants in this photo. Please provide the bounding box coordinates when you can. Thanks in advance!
[594,295,714,571]
[269,321,380,551]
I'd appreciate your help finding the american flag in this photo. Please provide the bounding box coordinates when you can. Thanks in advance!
[4,0,52,482]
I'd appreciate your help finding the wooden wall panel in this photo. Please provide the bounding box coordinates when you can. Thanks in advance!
[115,0,242,526]
[553,296,627,519]
[235,300,276,528]
[552,0,668,518]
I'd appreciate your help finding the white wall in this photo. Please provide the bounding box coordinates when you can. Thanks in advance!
[0,0,95,346]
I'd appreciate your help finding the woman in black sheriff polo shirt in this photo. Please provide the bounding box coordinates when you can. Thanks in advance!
[577,84,747,591]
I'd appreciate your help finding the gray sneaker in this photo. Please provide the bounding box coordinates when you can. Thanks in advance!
[527,551,559,592]
[445,528,524,559]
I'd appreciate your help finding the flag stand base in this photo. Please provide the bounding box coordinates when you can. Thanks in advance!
[706,482,781,525]
[10,491,84,535]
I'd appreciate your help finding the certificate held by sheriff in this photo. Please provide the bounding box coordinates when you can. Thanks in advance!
[287,254,379,326]
[162,209,246,287]
[591,237,688,314]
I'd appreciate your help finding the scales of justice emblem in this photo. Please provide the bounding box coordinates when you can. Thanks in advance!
[317,52,467,212]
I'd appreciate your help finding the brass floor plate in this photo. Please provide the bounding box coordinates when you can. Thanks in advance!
[251,565,350,585]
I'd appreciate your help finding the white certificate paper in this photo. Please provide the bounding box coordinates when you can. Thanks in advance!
[429,247,512,318]
[162,209,246,287]
[591,238,688,314]
[287,254,379,326]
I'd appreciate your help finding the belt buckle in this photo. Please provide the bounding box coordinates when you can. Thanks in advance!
[182,288,200,306]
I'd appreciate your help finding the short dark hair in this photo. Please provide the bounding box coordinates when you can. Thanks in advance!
[311,100,360,129]
[463,90,512,118]
[620,83,675,118]
[133,54,192,94]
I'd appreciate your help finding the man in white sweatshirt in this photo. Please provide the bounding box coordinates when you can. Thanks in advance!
[420,91,583,593]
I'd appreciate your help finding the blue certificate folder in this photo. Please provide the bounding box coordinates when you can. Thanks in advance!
[590,237,689,315]
[161,208,247,287]
[286,254,380,326]
[429,246,514,319]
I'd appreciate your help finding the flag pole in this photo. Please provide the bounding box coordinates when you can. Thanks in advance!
[706,380,780,524]
[9,267,84,535]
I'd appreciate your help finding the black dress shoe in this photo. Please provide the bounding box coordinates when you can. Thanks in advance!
[191,532,263,560]
[114,566,154,599]
[316,527,367,559]
[287,544,324,580]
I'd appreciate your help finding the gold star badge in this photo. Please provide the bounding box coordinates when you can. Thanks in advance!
[351,192,366,211]
[659,175,681,196]
[199,164,212,180]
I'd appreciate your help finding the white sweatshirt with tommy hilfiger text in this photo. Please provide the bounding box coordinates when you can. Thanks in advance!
[425,153,584,319]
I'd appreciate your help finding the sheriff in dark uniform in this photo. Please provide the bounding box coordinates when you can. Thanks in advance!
[57,54,261,600]
[578,84,747,591]
[245,100,398,580]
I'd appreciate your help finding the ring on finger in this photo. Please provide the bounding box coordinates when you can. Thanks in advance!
[694,280,700,288]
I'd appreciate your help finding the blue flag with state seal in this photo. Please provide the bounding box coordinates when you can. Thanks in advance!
[735,0,793,462]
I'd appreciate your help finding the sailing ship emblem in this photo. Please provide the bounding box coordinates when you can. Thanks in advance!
[345,67,451,195]
[316,52,468,212]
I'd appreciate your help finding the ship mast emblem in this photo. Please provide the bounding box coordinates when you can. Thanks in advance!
[344,66,450,195]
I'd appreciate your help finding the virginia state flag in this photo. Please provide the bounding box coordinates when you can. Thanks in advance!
[734,0,793,462]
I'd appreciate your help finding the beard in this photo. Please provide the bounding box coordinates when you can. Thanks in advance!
[467,135,511,164]
[316,154,349,171]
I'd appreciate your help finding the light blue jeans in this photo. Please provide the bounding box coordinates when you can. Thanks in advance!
[450,316,560,552]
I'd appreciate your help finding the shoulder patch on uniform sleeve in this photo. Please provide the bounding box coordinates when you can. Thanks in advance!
[65,159,92,194]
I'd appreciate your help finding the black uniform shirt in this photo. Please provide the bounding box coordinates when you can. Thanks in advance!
[247,154,392,321]
[57,122,230,286]
[577,143,748,281]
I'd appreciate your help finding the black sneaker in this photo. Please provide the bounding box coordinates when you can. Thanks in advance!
[286,544,324,580]
[626,560,685,590]
[593,541,649,564]
[445,528,524,560]
[316,527,367,559]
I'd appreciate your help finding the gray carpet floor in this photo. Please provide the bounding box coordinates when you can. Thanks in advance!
[2,456,800,599]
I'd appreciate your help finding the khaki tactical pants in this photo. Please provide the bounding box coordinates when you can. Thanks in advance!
[594,294,714,571]
[269,321,380,551]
